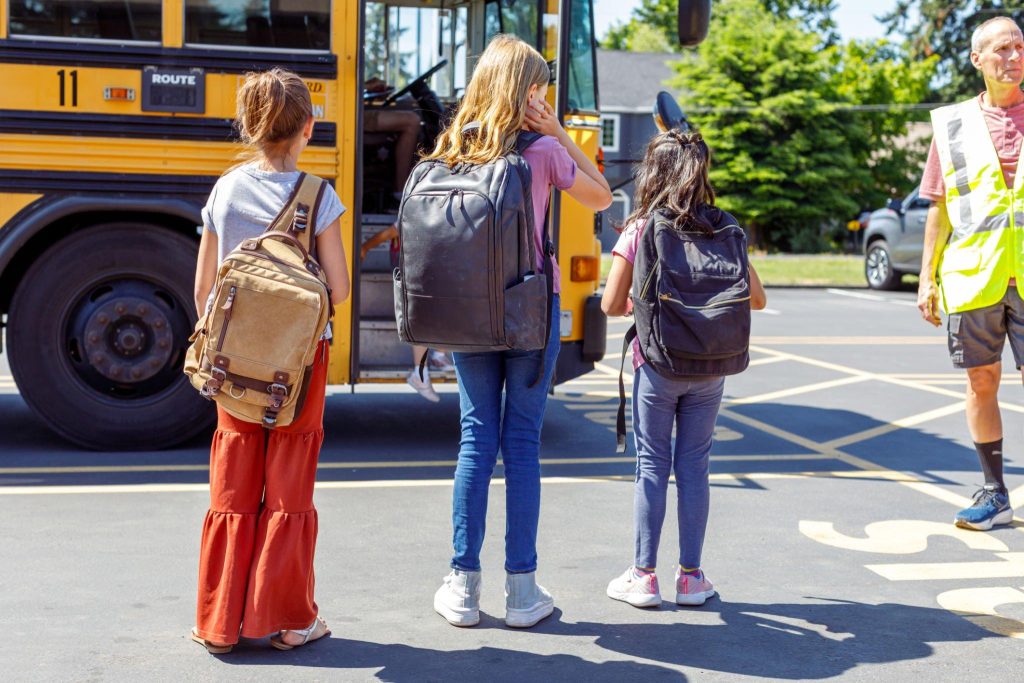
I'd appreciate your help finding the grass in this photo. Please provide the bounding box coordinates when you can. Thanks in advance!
[600,253,916,288]
[749,254,866,287]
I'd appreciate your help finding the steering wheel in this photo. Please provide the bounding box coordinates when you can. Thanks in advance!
[382,60,448,106]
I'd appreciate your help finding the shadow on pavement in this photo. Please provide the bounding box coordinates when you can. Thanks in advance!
[552,598,995,680]
[208,598,994,681]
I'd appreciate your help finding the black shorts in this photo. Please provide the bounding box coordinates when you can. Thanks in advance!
[947,287,1024,369]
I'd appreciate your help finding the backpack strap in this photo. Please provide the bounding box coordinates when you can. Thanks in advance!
[513,131,555,389]
[528,199,555,389]
[267,172,326,254]
[515,131,543,154]
[616,324,638,453]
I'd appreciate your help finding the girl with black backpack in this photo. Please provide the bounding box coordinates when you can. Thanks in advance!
[422,35,612,628]
[601,131,766,609]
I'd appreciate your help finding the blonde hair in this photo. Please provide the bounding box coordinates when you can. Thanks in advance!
[235,68,312,159]
[425,35,549,167]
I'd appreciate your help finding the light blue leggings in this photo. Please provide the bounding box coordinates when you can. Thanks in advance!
[632,363,725,569]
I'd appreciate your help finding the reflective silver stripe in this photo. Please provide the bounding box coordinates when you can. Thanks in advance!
[947,116,973,226]
[953,212,1010,241]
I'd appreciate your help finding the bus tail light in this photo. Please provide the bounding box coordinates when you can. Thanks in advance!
[570,255,600,282]
[597,146,605,174]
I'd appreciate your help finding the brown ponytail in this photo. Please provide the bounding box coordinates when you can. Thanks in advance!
[235,68,312,159]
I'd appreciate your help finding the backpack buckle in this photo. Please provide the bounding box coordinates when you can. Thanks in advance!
[293,203,310,233]
[267,382,288,396]
[201,366,227,398]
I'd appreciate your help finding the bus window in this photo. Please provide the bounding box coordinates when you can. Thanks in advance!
[566,0,597,113]
[9,0,161,42]
[367,3,466,100]
[484,0,541,48]
[184,0,330,51]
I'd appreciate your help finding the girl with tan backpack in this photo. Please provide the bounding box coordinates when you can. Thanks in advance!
[189,68,349,654]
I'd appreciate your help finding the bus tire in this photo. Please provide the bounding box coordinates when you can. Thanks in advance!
[8,222,214,450]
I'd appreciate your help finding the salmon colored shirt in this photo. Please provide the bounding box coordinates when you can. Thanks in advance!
[920,93,1024,201]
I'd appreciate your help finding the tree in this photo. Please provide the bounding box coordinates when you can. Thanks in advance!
[670,0,935,251]
[602,0,838,51]
[881,1,1024,101]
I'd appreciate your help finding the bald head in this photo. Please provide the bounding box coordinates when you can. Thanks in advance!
[972,16,1021,53]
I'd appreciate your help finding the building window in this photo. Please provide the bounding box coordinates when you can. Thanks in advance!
[610,189,631,223]
[600,114,620,153]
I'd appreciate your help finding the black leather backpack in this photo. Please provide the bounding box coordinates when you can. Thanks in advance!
[616,207,752,451]
[394,130,553,361]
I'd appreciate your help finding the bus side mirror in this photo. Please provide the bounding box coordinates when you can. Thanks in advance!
[653,91,687,133]
[678,0,711,46]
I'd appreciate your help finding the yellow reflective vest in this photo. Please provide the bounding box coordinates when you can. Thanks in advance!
[931,97,1024,314]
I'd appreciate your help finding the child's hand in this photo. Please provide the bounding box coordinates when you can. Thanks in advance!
[524,99,562,139]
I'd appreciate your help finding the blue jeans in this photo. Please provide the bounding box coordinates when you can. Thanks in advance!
[632,363,725,570]
[450,296,561,573]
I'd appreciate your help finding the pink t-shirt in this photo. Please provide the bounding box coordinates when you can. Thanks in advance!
[521,136,577,294]
[611,218,648,370]
[920,93,1024,201]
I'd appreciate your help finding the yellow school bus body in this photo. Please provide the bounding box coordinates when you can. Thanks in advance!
[0,0,605,448]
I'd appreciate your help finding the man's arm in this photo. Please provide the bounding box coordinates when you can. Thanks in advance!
[917,201,952,326]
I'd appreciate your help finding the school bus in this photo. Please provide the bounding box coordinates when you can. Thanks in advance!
[0,0,618,449]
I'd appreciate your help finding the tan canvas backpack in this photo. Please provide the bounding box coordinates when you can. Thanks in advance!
[184,172,332,427]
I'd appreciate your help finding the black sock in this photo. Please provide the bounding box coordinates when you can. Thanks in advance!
[974,439,1005,490]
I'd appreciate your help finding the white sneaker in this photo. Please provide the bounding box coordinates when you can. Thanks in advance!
[407,369,440,402]
[606,567,662,608]
[505,571,554,628]
[434,569,481,627]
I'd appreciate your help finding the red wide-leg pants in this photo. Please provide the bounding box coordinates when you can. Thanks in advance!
[195,342,328,644]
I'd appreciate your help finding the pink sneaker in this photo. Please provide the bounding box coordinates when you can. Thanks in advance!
[606,567,661,608]
[675,568,715,606]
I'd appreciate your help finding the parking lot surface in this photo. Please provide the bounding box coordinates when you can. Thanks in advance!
[1,288,1023,681]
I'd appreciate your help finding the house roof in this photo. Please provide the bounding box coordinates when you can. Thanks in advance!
[596,49,682,113]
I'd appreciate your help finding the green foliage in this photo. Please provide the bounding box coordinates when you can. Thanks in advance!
[881,1,1024,101]
[601,0,838,51]
[670,0,935,251]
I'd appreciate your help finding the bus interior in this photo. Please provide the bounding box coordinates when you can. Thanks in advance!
[355,0,569,382]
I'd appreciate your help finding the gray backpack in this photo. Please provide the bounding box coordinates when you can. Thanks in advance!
[393,131,553,360]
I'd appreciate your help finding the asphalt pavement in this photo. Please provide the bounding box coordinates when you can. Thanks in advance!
[2,288,1023,682]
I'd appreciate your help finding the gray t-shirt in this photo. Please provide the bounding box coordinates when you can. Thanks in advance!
[202,163,345,338]
[202,163,345,262]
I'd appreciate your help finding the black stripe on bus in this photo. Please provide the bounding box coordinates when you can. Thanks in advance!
[0,170,219,197]
[0,110,337,146]
[0,169,337,197]
[0,39,337,78]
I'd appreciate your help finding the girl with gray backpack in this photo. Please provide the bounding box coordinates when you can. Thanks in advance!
[602,131,766,609]
[404,35,611,628]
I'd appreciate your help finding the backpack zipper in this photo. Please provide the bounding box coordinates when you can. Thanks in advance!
[216,285,237,351]
[638,264,658,300]
[659,292,751,309]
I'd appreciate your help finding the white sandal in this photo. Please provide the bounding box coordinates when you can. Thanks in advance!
[270,615,330,651]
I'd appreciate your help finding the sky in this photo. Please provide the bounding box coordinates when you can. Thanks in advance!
[594,0,896,43]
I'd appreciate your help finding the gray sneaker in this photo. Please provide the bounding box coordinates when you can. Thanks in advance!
[505,571,554,628]
[434,569,481,627]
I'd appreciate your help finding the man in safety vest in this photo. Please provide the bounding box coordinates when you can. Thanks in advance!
[918,16,1022,531]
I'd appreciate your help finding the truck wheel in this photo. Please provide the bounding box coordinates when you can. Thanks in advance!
[865,240,900,290]
[8,223,214,450]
